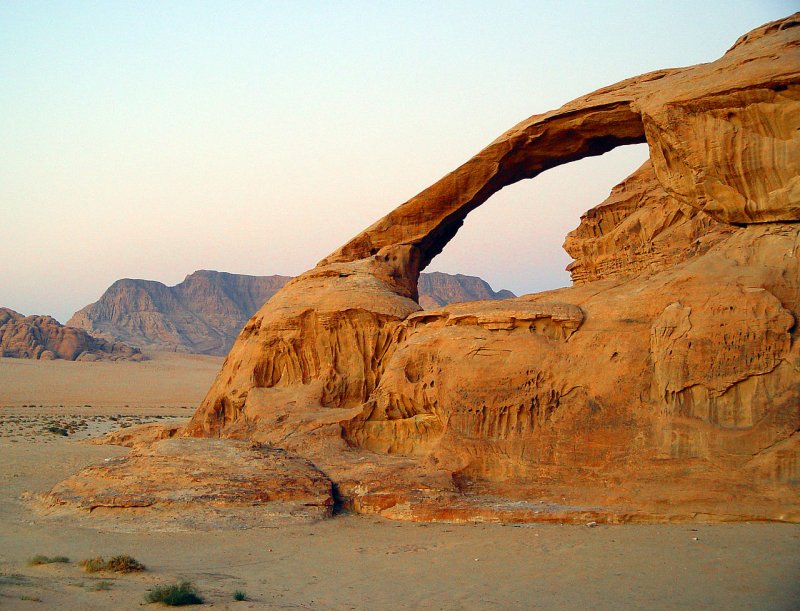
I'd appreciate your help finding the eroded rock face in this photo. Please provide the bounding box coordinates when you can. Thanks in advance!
[563,160,734,284]
[49,15,800,525]
[0,308,142,361]
[68,270,513,355]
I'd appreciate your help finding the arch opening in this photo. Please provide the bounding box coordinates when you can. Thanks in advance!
[320,102,648,301]
[421,143,651,300]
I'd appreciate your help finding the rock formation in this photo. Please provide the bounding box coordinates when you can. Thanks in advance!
[0,308,143,361]
[40,439,332,530]
[562,160,735,284]
[68,270,513,355]
[48,15,800,525]
[68,270,293,356]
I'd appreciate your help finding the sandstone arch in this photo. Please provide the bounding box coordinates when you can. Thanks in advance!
[320,101,648,296]
[187,14,799,437]
[166,15,800,523]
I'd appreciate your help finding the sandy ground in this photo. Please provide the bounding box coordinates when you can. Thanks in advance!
[1,354,798,609]
[0,351,222,409]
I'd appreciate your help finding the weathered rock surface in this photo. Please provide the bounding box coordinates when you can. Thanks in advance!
[0,308,143,361]
[563,160,735,284]
[41,438,333,530]
[49,15,800,525]
[69,270,513,355]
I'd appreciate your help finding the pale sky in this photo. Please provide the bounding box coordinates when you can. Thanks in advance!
[1,1,794,322]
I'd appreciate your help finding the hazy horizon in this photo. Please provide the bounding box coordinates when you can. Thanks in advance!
[2,1,795,323]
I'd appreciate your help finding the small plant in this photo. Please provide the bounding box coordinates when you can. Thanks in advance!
[145,581,204,606]
[88,580,113,591]
[106,555,145,573]
[46,426,68,436]
[80,555,145,573]
[233,589,248,601]
[28,555,69,565]
[80,557,106,573]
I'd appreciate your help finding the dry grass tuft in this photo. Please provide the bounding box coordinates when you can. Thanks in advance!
[80,555,145,573]
[28,555,69,565]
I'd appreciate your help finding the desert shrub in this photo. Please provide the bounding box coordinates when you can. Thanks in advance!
[46,426,68,436]
[28,555,69,565]
[145,581,204,606]
[80,555,145,573]
[89,580,113,591]
[106,555,145,573]
[233,589,248,601]
[80,557,106,573]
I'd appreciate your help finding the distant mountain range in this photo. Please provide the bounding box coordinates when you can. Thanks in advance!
[417,272,515,309]
[68,270,514,355]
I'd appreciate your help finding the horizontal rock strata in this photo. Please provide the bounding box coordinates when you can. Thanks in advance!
[41,438,333,530]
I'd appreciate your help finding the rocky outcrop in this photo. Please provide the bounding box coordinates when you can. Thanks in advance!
[0,308,143,361]
[41,438,333,530]
[48,15,800,525]
[69,270,513,355]
[563,160,735,283]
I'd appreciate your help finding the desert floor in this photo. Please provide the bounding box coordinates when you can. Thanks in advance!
[0,353,798,610]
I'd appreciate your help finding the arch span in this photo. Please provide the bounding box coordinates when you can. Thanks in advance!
[320,100,648,295]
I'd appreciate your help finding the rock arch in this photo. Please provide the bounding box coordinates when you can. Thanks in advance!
[186,15,800,519]
[47,15,800,525]
[320,100,648,298]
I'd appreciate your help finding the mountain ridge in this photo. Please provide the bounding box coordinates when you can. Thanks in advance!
[68,270,514,355]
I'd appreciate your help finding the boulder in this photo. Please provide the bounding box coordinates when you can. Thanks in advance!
[41,438,333,530]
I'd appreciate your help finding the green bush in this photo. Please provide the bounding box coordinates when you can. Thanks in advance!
[233,589,248,601]
[145,581,204,606]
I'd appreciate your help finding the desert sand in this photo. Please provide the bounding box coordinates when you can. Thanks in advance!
[0,353,798,609]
